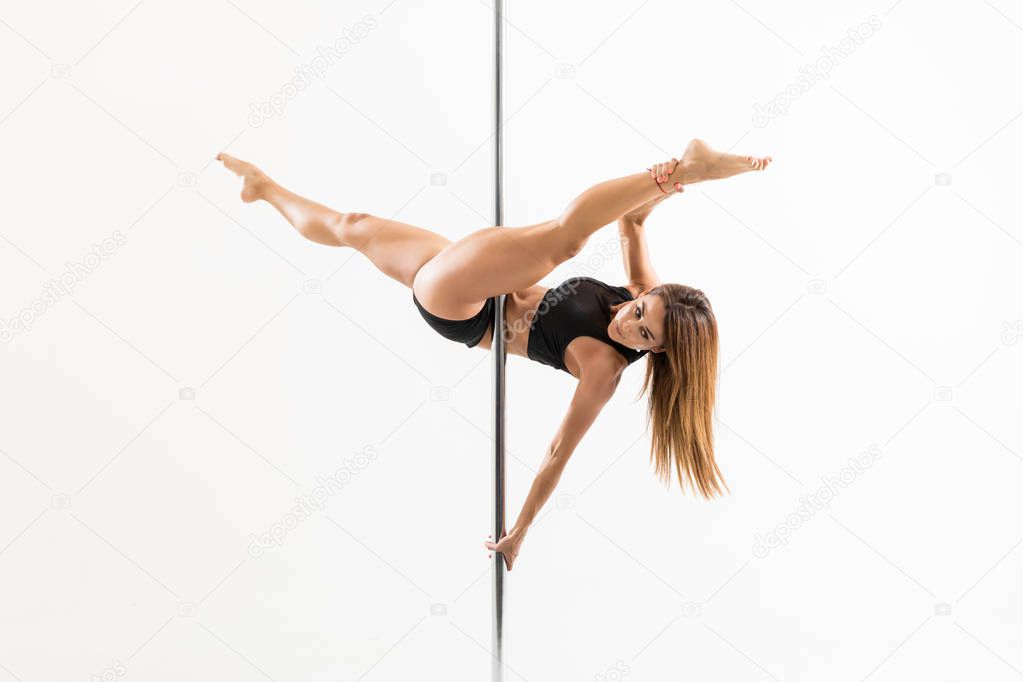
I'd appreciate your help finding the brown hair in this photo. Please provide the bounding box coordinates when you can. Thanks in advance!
[639,283,727,498]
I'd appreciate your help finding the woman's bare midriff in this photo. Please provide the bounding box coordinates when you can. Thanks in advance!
[474,284,548,359]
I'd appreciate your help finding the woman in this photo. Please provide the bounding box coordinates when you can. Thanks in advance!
[217,139,771,570]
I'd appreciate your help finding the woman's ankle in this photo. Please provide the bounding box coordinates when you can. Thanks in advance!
[671,160,700,187]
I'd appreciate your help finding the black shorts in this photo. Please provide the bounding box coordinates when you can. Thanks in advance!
[412,291,494,348]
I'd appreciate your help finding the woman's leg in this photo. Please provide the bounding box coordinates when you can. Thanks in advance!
[218,139,769,317]
[413,172,666,313]
[217,154,451,288]
[415,140,770,312]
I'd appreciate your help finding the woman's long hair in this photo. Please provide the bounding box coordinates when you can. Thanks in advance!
[639,283,726,498]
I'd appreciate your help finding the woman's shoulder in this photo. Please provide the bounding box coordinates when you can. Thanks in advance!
[621,282,642,299]
[564,336,629,381]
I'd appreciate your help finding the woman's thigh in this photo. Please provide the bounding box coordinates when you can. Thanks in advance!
[345,213,453,289]
[412,218,568,319]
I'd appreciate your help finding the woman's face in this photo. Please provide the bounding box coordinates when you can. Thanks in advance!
[608,292,666,352]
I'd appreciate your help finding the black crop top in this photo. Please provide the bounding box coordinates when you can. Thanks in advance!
[526,276,649,374]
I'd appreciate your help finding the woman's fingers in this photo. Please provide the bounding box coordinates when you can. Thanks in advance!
[501,546,515,570]
[484,536,507,551]
[484,534,518,570]
[650,159,683,185]
[660,158,678,183]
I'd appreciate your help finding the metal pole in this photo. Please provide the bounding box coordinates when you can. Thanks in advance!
[491,0,507,679]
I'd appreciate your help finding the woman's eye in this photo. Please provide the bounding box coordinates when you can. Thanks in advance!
[635,307,641,318]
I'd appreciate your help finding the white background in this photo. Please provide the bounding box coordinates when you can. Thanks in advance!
[1,1,1022,680]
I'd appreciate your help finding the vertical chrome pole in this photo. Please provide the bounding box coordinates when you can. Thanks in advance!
[491,0,507,680]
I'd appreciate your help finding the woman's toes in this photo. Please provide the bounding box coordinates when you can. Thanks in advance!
[218,153,247,174]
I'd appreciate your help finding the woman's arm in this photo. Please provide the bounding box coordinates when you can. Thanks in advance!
[618,196,665,290]
[485,362,619,569]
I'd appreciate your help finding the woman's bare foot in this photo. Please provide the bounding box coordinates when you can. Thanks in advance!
[216,152,272,203]
[670,139,772,186]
